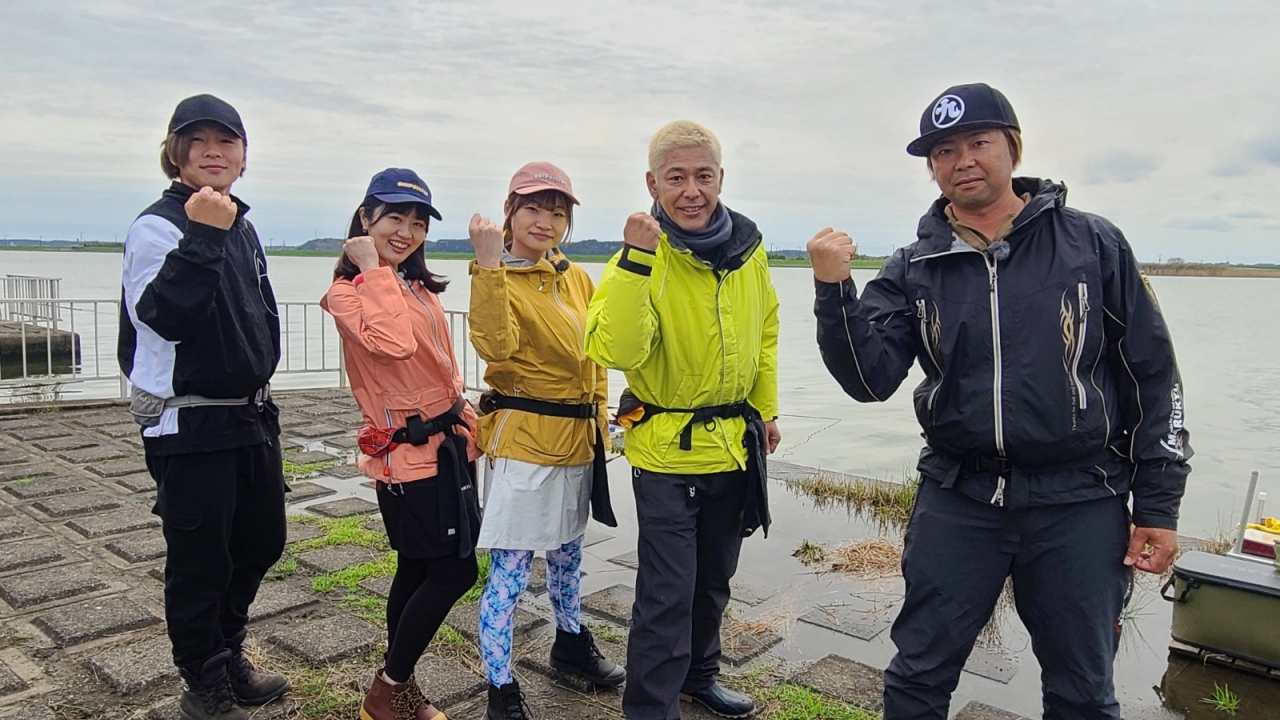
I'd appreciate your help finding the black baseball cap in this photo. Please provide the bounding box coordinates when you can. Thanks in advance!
[168,94,246,141]
[364,168,443,221]
[906,83,1019,157]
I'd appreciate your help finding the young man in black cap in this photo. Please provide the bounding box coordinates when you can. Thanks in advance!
[807,83,1190,719]
[119,93,288,720]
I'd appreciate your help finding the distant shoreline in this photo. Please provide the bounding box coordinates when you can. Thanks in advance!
[5,245,1279,277]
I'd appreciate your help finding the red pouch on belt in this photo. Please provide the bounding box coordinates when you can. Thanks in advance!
[357,424,398,458]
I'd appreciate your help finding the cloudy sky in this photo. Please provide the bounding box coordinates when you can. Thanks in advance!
[1,0,1277,262]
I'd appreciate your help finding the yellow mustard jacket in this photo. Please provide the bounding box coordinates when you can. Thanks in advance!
[585,210,779,474]
[469,253,608,466]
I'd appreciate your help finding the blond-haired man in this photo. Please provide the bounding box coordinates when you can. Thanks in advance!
[586,120,780,720]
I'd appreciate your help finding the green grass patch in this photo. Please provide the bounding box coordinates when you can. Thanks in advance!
[293,516,389,552]
[1200,682,1240,715]
[760,684,879,720]
[341,592,388,626]
[266,556,298,581]
[283,458,336,479]
[458,550,492,604]
[590,623,626,644]
[312,552,398,594]
[16,477,36,485]
[433,624,472,650]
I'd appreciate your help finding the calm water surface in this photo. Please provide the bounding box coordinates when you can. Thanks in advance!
[4,250,1278,537]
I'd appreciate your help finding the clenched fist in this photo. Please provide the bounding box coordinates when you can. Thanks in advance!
[807,227,858,284]
[469,213,504,269]
[623,212,661,252]
[184,186,238,230]
[343,236,381,274]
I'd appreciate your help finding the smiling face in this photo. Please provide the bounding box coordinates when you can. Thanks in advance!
[360,203,429,268]
[927,128,1017,212]
[646,146,724,232]
[176,121,246,194]
[505,190,571,262]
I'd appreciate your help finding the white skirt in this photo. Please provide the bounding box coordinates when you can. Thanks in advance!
[476,457,591,551]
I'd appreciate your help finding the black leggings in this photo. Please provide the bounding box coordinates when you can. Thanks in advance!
[385,552,478,682]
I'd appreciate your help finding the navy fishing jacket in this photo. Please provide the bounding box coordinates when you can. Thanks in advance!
[814,178,1190,529]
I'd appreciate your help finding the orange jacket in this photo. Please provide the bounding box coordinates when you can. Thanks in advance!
[321,265,480,484]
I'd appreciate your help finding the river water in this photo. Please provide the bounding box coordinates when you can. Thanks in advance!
[3,250,1278,538]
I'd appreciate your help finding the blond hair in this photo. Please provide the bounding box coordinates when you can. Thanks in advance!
[648,120,722,174]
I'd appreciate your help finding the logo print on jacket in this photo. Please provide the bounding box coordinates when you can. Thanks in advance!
[1161,383,1186,459]
[932,95,965,128]
[1060,291,1081,429]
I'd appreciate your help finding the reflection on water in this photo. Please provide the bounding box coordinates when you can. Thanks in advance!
[1159,653,1280,719]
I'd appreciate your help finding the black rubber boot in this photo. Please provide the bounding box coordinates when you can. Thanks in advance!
[486,680,532,720]
[549,627,626,687]
[178,650,249,720]
[225,630,289,705]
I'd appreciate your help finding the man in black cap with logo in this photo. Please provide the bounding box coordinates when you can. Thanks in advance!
[119,94,288,720]
[807,83,1191,719]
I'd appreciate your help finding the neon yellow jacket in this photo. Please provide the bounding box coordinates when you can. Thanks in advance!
[585,210,779,474]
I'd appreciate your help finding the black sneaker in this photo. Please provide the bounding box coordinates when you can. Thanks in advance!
[487,680,532,720]
[680,683,757,718]
[178,651,249,720]
[227,650,290,705]
[549,627,626,687]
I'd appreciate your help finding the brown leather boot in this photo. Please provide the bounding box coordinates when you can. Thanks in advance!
[359,670,447,720]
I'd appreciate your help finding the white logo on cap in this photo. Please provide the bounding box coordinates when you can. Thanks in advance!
[932,95,965,129]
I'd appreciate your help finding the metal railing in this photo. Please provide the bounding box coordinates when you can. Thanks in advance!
[0,275,62,326]
[0,298,487,403]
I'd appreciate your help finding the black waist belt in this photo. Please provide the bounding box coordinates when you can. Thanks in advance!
[962,454,1014,479]
[482,392,617,528]
[482,393,598,419]
[391,398,468,445]
[642,399,751,451]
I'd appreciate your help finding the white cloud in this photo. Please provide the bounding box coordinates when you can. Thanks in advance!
[1,0,1278,262]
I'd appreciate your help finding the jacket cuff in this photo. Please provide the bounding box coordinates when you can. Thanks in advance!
[1131,511,1178,531]
[185,220,230,243]
[469,260,505,276]
[618,245,655,276]
[814,277,855,308]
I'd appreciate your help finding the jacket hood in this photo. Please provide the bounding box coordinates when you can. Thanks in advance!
[665,207,762,272]
[914,177,1066,254]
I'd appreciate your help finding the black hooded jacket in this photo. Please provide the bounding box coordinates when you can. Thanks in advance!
[814,178,1190,529]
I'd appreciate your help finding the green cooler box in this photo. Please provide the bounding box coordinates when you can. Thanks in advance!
[1162,550,1280,668]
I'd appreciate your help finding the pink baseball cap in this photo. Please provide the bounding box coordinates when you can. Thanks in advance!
[508,161,579,205]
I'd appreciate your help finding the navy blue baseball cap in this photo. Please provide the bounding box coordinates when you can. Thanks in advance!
[364,168,443,220]
[169,94,246,140]
[907,83,1020,157]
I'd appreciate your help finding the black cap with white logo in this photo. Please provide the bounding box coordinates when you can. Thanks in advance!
[906,83,1019,157]
[168,94,247,141]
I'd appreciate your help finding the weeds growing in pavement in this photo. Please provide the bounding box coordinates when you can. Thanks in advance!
[785,472,916,530]
[1199,682,1240,715]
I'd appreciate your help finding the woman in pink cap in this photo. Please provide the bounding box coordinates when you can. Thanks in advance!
[467,162,623,719]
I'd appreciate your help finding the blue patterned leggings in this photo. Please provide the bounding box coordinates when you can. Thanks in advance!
[479,536,584,686]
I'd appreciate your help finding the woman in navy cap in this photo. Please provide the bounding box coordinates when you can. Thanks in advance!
[323,168,481,720]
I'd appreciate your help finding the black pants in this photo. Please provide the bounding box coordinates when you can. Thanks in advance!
[383,550,477,682]
[623,468,747,720]
[883,479,1132,720]
[147,442,287,674]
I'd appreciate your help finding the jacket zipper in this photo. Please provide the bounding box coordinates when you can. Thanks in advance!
[916,299,943,415]
[402,276,457,376]
[986,254,1006,457]
[1072,282,1089,411]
